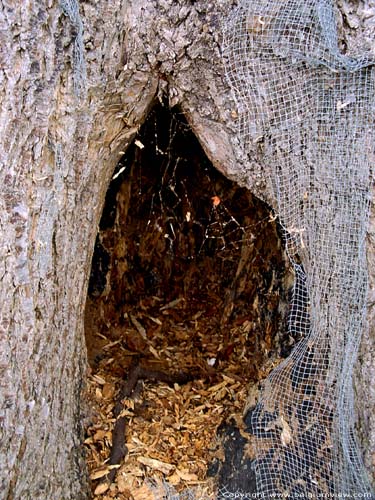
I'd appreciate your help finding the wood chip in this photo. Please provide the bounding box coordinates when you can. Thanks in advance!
[90,467,111,480]
[148,345,160,358]
[280,415,293,447]
[137,456,175,474]
[93,374,107,385]
[84,114,286,499]
[147,315,162,325]
[129,314,147,339]
[84,263,283,498]
[168,472,181,485]
[93,429,110,441]
[160,298,184,311]
[94,482,109,495]
[176,469,199,482]
[102,383,115,399]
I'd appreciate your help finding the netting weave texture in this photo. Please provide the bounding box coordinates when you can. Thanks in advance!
[60,0,86,96]
[223,0,375,498]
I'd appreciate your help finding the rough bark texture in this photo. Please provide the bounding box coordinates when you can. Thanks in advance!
[337,0,375,480]
[0,1,374,499]
[0,2,156,498]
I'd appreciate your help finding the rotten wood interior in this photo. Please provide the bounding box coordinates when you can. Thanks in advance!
[83,102,291,499]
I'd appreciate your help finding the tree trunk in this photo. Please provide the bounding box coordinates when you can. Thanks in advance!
[0,1,374,499]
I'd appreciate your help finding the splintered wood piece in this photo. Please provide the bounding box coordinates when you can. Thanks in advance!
[129,314,148,340]
[104,360,216,484]
[85,259,283,499]
[160,298,184,311]
[176,469,199,481]
[94,482,109,495]
[137,456,175,474]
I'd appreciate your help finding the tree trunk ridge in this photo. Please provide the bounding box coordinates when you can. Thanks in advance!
[0,0,374,498]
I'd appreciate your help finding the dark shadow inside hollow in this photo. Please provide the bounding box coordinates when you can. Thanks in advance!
[84,101,289,496]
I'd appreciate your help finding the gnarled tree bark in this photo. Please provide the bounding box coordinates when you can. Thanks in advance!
[0,1,374,498]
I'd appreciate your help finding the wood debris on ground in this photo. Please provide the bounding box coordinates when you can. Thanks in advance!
[84,296,283,499]
[83,104,287,499]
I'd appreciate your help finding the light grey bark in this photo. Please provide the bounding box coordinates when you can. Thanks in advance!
[337,0,375,481]
[0,1,374,499]
[0,2,156,498]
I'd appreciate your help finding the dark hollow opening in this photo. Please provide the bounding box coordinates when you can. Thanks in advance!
[84,102,288,497]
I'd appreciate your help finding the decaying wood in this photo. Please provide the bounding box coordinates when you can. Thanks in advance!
[105,360,217,484]
[84,292,283,499]
[0,1,374,498]
[219,225,256,351]
[83,107,288,498]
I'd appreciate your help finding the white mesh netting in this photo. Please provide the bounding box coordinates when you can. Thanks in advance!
[222,0,375,498]
[60,0,86,96]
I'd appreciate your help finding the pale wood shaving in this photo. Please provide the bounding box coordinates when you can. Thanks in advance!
[85,294,283,499]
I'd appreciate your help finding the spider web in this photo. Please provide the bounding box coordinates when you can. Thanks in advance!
[87,102,289,499]
[111,104,276,285]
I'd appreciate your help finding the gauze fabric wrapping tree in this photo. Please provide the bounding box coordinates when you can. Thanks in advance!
[223,0,375,498]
